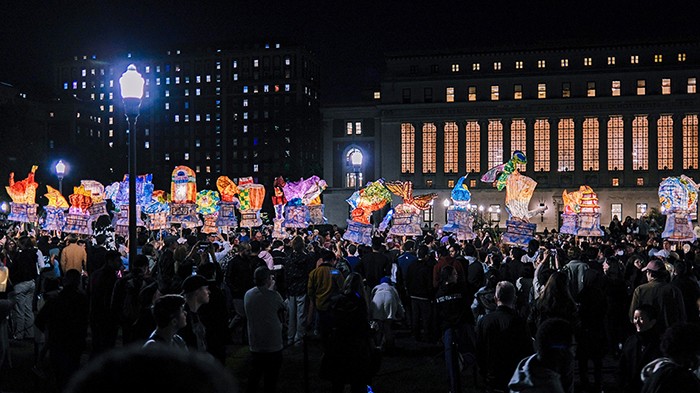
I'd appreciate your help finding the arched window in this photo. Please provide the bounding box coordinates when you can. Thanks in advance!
[346,148,364,189]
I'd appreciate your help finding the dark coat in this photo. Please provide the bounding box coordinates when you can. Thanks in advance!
[356,251,392,289]
[619,326,662,393]
[35,286,89,352]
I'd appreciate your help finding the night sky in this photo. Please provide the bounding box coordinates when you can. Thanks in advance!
[2,1,700,103]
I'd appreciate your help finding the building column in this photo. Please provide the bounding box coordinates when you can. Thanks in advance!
[414,122,424,183]
[525,118,535,173]
[673,113,685,171]
[573,117,584,184]
[647,114,659,185]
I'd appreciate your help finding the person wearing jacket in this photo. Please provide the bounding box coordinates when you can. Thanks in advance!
[406,244,436,342]
[640,322,700,393]
[618,304,662,393]
[369,276,405,351]
[307,250,344,342]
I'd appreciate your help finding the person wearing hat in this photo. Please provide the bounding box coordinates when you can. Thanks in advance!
[629,259,686,331]
[178,275,210,352]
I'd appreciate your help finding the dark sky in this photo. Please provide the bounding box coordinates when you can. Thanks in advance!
[2,1,700,103]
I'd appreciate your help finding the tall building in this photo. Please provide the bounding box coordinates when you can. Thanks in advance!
[322,41,700,230]
[54,43,321,198]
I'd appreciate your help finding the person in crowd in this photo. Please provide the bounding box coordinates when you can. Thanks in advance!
[178,274,210,352]
[463,243,485,302]
[561,246,588,297]
[356,237,392,289]
[527,271,577,338]
[509,318,575,393]
[433,245,464,289]
[244,266,285,393]
[197,262,229,362]
[575,269,608,392]
[226,242,255,344]
[406,244,436,342]
[60,235,87,275]
[143,294,188,350]
[628,259,686,331]
[471,270,500,325]
[321,272,374,393]
[88,250,123,355]
[619,304,662,393]
[640,322,700,392]
[110,254,152,344]
[476,281,532,393]
[284,236,312,345]
[670,259,700,323]
[269,239,288,298]
[9,236,40,340]
[86,234,108,276]
[307,250,344,342]
[154,235,179,294]
[369,276,405,352]
[35,269,89,390]
[435,265,475,393]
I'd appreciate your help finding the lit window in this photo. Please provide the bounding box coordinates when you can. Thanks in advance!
[488,119,504,169]
[662,78,671,95]
[584,57,592,66]
[174,115,179,122]
[468,86,476,101]
[654,54,663,63]
[583,118,600,171]
[243,86,248,93]
[285,57,291,66]
[355,122,362,135]
[63,82,68,90]
[175,77,180,84]
[165,77,170,85]
[608,116,624,171]
[465,120,480,173]
[587,82,596,97]
[562,82,571,98]
[446,87,455,102]
[196,114,201,122]
[637,80,646,95]
[515,61,523,69]
[451,64,460,72]
[285,84,290,91]
[165,103,170,110]
[444,122,459,173]
[658,115,674,170]
[514,85,522,100]
[678,53,687,62]
[196,89,201,96]
[447,180,455,188]
[184,153,189,160]
[493,62,501,70]
[156,78,161,85]
[81,69,86,77]
[561,59,569,67]
[631,55,639,64]
[373,91,381,99]
[243,125,248,133]
[243,113,248,120]
[422,123,437,173]
[511,119,527,172]
[196,166,201,173]
[538,60,545,69]
[81,81,86,89]
[538,83,546,99]
[243,99,248,107]
[165,153,170,161]
[184,89,189,96]
[636,203,647,218]
[689,78,697,94]
[612,80,621,96]
[612,178,620,187]
[165,90,170,97]
[490,86,499,101]
[264,85,269,93]
[253,59,259,68]
[469,179,477,188]
[184,115,189,122]
[632,115,649,170]
[558,118,575,171]
[534,119,550,171]
[144,141,150,149]
[607,56,616,65]
[683,114,699,169]
[346,122,353,135]
[206,75,211,82]
[401,123,415,173]
[472,63,480,71]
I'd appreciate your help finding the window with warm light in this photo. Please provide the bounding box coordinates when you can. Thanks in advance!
[662,78,671,95]
[658,115,674,170]
[558,118,575,171]
[346,122,353,135]
[683,114,699,169]
[612,80,621,96]
[447,180,455,188]
[488,120,504,169]
[465,120,480,173]
[637,80,646,95]
[654,54,663,63]
[584,57,592,66]
[511,119,527,171]
[494,62,502,70]
[538,60,546,69]
[446,87,455,102]
[515,61,523,69]
[611,203,622,221]
[401,123,415,173]
[688,78,697,94]
[679,53,687,62]
[612,178,620,187]
[631,55,639,64]
[587,82,596,97]
[534,119,550,171]
[426,179,433,188]
[451,64,460,72]
[470,180,477,188]
[608,56,616,65]
[608,116,624,171]
[562,82,571,98]
[468,86,477,101]
[355,122,362,135]
[490,86,499,101]
[561,59,569,67]
[514,84,522,100]
[473,63,480,71]
[632,116,649,171]
[373,91,381,99]
[444,122,459,173]
[422,123,437,173]
[538,83,546,99]
[583,118,600,171]
[636,203,647,218]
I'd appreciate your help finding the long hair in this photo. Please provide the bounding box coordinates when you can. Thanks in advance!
[537,271,576,316]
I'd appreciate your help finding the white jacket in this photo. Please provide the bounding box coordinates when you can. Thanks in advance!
[369,283,405,321]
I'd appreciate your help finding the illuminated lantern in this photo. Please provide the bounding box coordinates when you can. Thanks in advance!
[385,180,437,237]
[442,176,476,240]
[42,185,69,232]
[215,176,239,229]
[238,177,266,228]
[168,166,201,228]
[5,165,39,224]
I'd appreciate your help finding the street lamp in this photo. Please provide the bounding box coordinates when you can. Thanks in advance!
[443,198,450,223]
[349,149,363,190]
[119,64,145,267]
[55,160,66,195]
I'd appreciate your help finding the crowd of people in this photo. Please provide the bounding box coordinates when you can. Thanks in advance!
[0,213,698,393]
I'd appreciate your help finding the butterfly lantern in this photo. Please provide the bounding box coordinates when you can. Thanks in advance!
[384,180,436,236]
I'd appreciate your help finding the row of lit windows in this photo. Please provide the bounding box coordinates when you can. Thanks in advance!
[439,78,697,102]
[444,53,687,73]
[243,84,292,93]
[346,122,362,135]
[399,114,699,174]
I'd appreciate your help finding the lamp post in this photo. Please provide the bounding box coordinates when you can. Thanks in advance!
[55,160,66,195]
[443,198,450,223]
[350,149,363,190]
[119,64,145,267]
